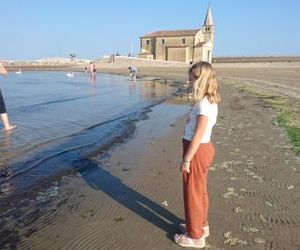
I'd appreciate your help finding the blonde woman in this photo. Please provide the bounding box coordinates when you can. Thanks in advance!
[0,63,16,131]
[174,61,220,248]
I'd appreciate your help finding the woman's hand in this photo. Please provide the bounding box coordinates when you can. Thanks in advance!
[180,160,191,173]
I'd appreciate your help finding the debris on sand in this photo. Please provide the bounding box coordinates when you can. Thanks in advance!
[233,206,243,214]
[223,231,248,246]
[259,214,268,223]
[265,201,274,207]
[162,201,168,207]
[113,216,125,222]
[221,187,238,199]
[36,186,59,203]
[241,224,259,233]
[254,237,266,245]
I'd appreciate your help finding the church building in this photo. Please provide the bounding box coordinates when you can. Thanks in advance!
[138,6,214,63]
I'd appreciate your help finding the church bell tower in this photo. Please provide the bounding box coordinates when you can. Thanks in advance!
[202,5,214,43]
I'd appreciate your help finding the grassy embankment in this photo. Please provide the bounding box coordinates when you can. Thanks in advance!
[223,80,300,155]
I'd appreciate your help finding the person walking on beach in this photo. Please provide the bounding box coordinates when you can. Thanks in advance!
[174,61,220,248]
[0,63,16,131]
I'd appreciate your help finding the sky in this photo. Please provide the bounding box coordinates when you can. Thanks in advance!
[0,0,299,60]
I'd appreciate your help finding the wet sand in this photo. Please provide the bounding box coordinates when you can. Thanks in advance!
[1,63,300,249]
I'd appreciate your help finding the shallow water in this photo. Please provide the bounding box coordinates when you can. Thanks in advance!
[0,72,176,194]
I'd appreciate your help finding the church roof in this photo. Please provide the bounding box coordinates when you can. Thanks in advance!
[204,6,213,26]
[141,29,200,38]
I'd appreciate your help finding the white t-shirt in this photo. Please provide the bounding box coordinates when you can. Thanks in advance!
[183,97,218,143]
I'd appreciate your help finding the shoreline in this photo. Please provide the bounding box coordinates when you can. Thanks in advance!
[0,75,184,205]
[3,58,300,73]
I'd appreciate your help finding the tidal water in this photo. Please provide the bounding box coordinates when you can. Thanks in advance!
[0,71,177,196]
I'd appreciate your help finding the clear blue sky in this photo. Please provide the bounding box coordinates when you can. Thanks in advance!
[0,0,299,60]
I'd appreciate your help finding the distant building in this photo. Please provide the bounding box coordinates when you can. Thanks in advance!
[138,6,214,63]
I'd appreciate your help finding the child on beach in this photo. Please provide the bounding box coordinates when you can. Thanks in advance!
[174,61,220,248]
[0,63,16,131]
[128,66,138,82]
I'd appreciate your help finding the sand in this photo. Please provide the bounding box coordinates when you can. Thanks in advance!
[1,61,300,249]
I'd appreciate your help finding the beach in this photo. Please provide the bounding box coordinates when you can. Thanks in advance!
[1,61,300,249]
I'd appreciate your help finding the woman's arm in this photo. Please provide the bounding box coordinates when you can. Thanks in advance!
[0,63,8,75]
[181,115,208,173]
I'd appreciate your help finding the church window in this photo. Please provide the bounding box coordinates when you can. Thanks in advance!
[146,40,150,45]
[182,38,186,45]
[162,38,166,45]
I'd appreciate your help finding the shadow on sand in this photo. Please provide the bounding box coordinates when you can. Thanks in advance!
[76,158,182,241]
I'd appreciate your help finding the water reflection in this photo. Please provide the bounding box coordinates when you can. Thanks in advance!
[89,75,96,85]
[128,81,137,96]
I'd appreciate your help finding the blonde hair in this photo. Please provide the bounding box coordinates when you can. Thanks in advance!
[188,61,221,104]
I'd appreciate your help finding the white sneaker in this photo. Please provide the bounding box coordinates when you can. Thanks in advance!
[174,233,206,248]
[178,223,209,238]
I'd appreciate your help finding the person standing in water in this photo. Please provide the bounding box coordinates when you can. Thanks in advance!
[128,66,138,82]
[174,61,220,248]
[89,62,93,78]
[89,61,97,78]
[92,61,97,77]
[0,63,16,131]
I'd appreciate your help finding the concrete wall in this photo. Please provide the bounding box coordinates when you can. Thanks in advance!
[166,47,186,62]
[138,54,154,60]
[141,38,152,55]
[140,38,157,59]
[141,36,195,62]
[156,36,194,62]
[194,30,204,44]
[194,47,203,62]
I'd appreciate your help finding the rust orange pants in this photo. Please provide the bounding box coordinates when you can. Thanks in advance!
[182,139,215,239]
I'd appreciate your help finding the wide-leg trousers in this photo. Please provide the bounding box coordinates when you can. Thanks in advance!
[182,139,215,239]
